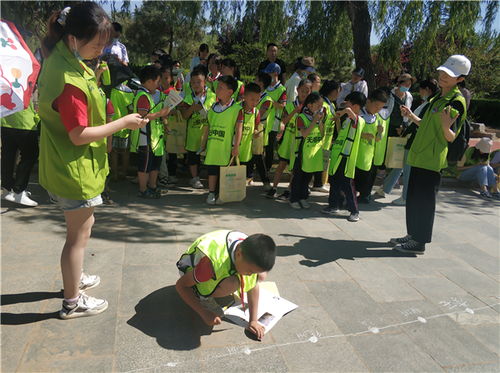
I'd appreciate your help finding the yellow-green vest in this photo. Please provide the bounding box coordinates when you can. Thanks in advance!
[1,102,39,131]
[184,88,217,152]
[129,90,165,156]
[38,40,108,200]
[298,113,324,173]
[322,99,336,150]
[408,86,467,172]
[277,101,298,161]
[264,83,286,144]
[373,113,389,166]
[356,110,381,171]
[177,230,258,297]
[110,86,134,138]
[238,107,257,162]
[329,115,365,178]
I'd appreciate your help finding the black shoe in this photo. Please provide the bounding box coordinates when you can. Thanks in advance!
[277,190,290,201]
[389,234,412,245]
[394,239,425,255]
[265,188,277,199]
[357,196,370,204]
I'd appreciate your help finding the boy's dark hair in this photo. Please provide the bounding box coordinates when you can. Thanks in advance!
[297,78,312,89]
[112,22,122,33]
[240,234,276,272]
[307,73,320,82]
[302,91,323,112]
[191,64,208,78]
[207,53,220,65]
[368,88,389,103]
[256,71,271,88]
[319,79,339,97]
[419,79,439,95]
[267,42,278,50]
[218,75,238,93]
[199,43,209,53]
[244,82,261,95]
[139,65,161,84]
[345,91,367,107]
[221,58,240,79]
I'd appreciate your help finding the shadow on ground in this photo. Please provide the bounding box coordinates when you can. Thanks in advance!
[1,290,63,325]
[278,234,414,266]
[127,285,220,350]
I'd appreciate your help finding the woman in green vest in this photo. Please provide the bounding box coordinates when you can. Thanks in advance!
[38,3,148,319]
[392,55,470,255]
[289,92,325,209]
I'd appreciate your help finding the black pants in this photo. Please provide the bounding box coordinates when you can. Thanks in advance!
[354,166,374,199]
[290,156,312,203]
[245,155,269,182]
[167,153,177,176]
[406,166,440,244]
[1,127,39,193]
[265,131,278,171]
[328,158,358,213]
[312,171,323,187]
[366,164,380,195]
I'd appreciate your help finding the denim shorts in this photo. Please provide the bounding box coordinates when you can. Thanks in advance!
[48,192,103,211]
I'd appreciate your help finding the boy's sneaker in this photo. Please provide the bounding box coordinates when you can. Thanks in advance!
[311,185,329,193]
[206,192,216,205]
[190,177,204,189]
[321,206,339,215]
[299,199,310,209]
[289,201,302,209]
[158,176,169,186]
[102,192,114,205]
[263,182,272,191]
[393,196,406,206]
[389,234,412,245]
[265,187,277,199]
[5,190,38,207]
[247,178,254,186]
[347,212,360,222]
[394,239,425,255]
[277,190,290,201]
[79,272,100,291]
[1,188,12,200]
[138,189,160,199]
[479,190,492,199]
[59,292,108,320]
[373,187,385,198]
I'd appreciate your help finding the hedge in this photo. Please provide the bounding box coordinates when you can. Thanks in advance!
[469,98,500,129]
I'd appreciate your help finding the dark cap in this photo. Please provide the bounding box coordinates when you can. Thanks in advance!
[352,67,365,77]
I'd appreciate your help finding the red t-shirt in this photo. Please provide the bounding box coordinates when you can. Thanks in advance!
[193,255,216,282]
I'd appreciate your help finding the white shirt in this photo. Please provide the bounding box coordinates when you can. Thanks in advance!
[337,80,368,106]
[285,72,302,105]
[103,39,129,64]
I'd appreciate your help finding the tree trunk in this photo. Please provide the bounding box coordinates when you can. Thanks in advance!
[346,1,375,92]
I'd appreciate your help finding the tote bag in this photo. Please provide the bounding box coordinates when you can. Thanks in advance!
[385,136,407,169]
[219,157,247,203]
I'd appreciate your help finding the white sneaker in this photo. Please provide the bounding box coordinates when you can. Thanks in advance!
[393,196,406,206]
[190,177,204,189]
[373,187,385,198]
[1,188,13,200]
[59,292,108,320]
[289,201,302,209]
[311,186,329,193]
[79,272,100,291]
[206,192,216,205]
[8,190,38,207]
[299,199,310,209]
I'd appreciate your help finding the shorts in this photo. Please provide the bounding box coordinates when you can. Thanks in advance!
[112,136,129,150]
[206,165,220,176]
[186,150,201,166]
[48,191,102,211]
[137,146,162,173]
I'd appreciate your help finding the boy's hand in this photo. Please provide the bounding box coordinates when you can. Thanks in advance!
[231,146,239,157]
[361,133,374,140]
[246,320,265,340]
[377,124,384,134]
[193,103,203,112]
[201,309,222,326]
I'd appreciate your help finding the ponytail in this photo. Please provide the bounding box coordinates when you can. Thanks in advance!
[42,10,66,57]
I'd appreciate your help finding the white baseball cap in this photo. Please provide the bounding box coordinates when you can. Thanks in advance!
[437,55,471,77]
[475,137,493,154]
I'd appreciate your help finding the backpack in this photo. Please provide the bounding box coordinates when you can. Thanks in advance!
[446,94,470,162]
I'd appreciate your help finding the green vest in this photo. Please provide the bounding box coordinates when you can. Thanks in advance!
[407,86,467,172]
[1,102,38,131]
[277,102,298,161]
[322,99,336,150]
[298,113,324,173]
[264,83,286,142]
[328,115,365,178]
[204,101,241,166]
[38,40,108,200]
[177,230,258,297]
[238,107,257,162]
[184,88,217,152]
[129,90,165,156]
[110,86,134,138]
[356,110,380,171]
[373,113,389,166]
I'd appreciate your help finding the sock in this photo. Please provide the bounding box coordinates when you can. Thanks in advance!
[64,296,79,305]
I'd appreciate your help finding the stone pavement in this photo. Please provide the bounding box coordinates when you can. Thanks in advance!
[1,176,499,372]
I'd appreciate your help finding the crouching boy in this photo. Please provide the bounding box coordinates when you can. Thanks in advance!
[176,230,276,340]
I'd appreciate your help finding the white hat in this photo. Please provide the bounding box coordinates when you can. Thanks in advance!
[437,55,471,77]
[475,137,493,154]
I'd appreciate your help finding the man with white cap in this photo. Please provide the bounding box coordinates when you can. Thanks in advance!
[390,55,471,255]
[457,137,499,199]
[336,67,369,107]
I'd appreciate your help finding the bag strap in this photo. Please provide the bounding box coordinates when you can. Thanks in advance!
[227,156,240,167]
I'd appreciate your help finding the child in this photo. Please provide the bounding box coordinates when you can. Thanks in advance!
[202,75,243,205]
[354,88,388,203]
[206,53,221,91]
[238,83,263,183]
[218,58,244,102]
[267,78,313,199]
[322,92,367,222]
[176,230,276,340]
[307,73,321,92]
[289,92,325,209]
[263,63,287,172]
[129,65,170,198]
[181,67,217,189]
